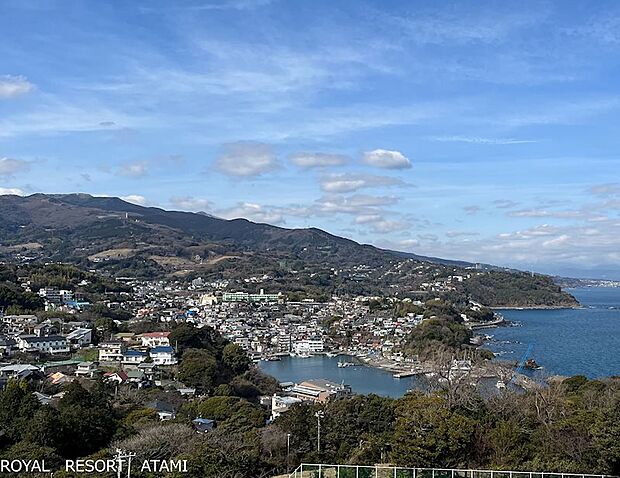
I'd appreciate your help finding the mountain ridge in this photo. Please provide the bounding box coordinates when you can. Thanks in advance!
[0,193,578,308]
[0,193,471,267]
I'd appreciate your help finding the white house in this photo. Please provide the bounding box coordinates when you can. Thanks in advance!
[271,394,302,420]
[139,332,171,348]
[292,337,324,355]
[98,341,126,362]
[149,346,177,366]
[66,328,92,347]
[75,362,98,378]
[16,335,70,354]
[122,350,148,365]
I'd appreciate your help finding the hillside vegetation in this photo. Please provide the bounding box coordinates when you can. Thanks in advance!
[0,193,578,307]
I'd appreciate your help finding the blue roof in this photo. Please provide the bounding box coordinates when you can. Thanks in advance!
[150,346,174,354]
[124,350,147,356]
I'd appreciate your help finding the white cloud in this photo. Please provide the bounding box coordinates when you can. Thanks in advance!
[542,234,570,248]
[446,230,480,238]
[0,187,25,196]
[170,196,210,211]
[118,161,149,178]
[463,205,481,215]
[397,239,420,248]
[217,202,284,224]
[508,209,583,219]
[214,142,277,177]
[493,199,519,209]
[0,99,152,139]
[0,157,31,177]
[362,149,411,169]
[430,135,537,144]
[0,75,34,98]
[315,194,398,214]
[288,152,348,169]
[120,195,148,206]
[320,173,403,193]
[368,220,408,233]
[355,214,383,224]
[589,183,620,197]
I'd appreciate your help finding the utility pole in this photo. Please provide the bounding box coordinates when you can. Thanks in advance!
[286,433,291,472]
[114,448,136,478]
[315,410,324,453]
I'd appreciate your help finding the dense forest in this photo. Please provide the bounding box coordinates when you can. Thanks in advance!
[459,271,580,308]
[1,370,618,478]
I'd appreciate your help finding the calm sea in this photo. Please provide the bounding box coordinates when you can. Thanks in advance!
[258,354,423,397]
[486,287,620,379]
[259,287,620,396]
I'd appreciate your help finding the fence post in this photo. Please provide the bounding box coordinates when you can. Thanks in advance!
[319,464,322,478]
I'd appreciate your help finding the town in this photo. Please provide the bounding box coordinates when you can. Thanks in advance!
[0,262,509,426]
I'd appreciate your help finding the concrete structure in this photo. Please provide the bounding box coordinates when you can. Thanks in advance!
[98,341,126,362]
[122,350,148,365]
[139,332,171,348]
[271,394,302,420]
[16,335,70,354]
[222,290,282,303]
[150,346,177,365]
[287,379,351,404]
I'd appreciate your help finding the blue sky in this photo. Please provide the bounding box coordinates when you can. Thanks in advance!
[1,0,620,278]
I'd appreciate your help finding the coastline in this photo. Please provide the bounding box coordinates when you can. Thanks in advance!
[492,305,581,310]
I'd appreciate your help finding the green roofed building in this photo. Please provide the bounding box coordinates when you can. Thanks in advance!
[222,289,282,303]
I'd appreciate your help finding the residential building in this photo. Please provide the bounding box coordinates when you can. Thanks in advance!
[271,394,302,420]
[292,337,324,355]
[288,379,351,404]
[98,341,126,362]
[139,332,171,348]
[66,328,92,347]
[75,362,98,378]
[38,288,62,304]
[16,335,70,354]
[192,418,215,433]
[0,364,42,380]
[122,350,148,365]
[149,346,177,365]
[146,401,176,420]
[0,337,16,357]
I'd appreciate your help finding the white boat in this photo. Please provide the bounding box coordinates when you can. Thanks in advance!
[337,361,356,368]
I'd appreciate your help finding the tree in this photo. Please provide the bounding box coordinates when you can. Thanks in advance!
[222,343,251,376]
[111,423,198,462]
[169,324,227,356]
[391,393,476,467]
[177,348,218,392]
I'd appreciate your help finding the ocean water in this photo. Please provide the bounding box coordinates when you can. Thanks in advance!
[485,287,620,378]
[259,354,424,397]
[259,288,620,396]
